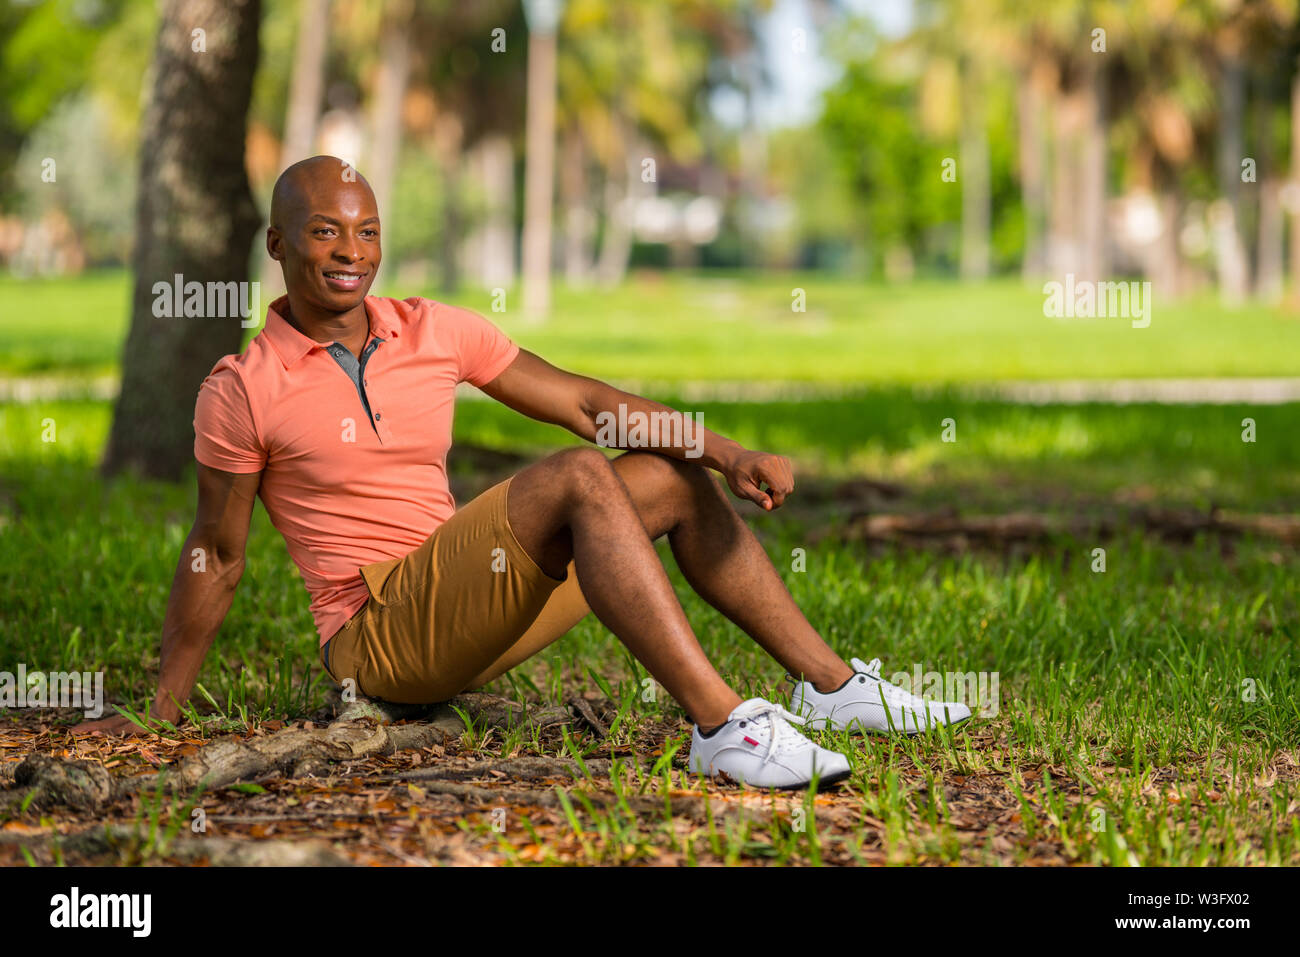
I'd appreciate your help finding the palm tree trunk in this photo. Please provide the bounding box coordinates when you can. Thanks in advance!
[521,23,558,319]
[434,112,464,294]
[1047,84,1082,278]
[1213,54,1249,305]
[1079,57,1109,282]
[1154,189,1182,298]
[960,57,990,281]
[561,129,594,287]
[281,0,330,164]
[1257,178,1284,303]
[367,0,412,234]
[1288,59,1300,306]
[259,0,330,300]
[1017,65,1049,281]
[470,133,515,289]
[596,122,639,287]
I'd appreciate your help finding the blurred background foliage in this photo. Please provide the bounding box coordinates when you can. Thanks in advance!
[1,0,1296,300]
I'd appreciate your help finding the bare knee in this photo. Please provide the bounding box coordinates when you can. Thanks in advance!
[550,447,621,500]
[612,451,730,535]
[645,453,725,503]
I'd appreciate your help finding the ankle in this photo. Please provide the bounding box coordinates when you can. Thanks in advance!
[695,711,736,736]
[810,666,855,695]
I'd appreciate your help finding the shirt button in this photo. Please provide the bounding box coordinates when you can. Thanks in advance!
[374,413,382,421]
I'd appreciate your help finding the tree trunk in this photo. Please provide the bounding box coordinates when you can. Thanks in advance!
[1257,178,1283,303]
[434,112,464,294]
[102,0,262,481]
[367,0,412,234]
[1079,57,1109,282]
[1291,60,1300,307]
[259,0,330,303]
[595,135,638,288]
[960,57,990,281]
[561,128,594,287]
[1046,79,1082,279]
[1017,64,1049,281]
[1213,53,1249,306]
[521,25,559,319]
[1153,189,1182,299]
[281,0,330,165]
[467,133,515,289]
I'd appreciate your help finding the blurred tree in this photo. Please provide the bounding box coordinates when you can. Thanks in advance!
[103,0,262,480]
[14,93,134,272]
[559,0,766,285]
[1105,0,1211,296]
[281,0,331,166]
[521,0,564,319]
[822,16,996,277]
[914,0,1020,280]
[0,0,130,210]
[323,0,524,292]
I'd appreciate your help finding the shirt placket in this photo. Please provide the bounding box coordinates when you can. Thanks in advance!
[359,339,392,443]
[325,337,391,444]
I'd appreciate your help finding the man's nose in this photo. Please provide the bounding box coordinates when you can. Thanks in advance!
[333,235,363,262]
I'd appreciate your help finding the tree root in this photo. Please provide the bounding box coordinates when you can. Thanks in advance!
[0,824,351,866]
[3,692,577,815]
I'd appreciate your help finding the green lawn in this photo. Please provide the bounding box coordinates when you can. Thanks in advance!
[2,424,1298,864]
[3,269,1300,381]
[2,271,1297,865]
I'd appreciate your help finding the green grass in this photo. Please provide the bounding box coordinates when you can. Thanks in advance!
[3,271,1297,864]
[0,271,134,376]
[4,269,1300,381]
[1,394,1297,864]
[10,387,1295,512]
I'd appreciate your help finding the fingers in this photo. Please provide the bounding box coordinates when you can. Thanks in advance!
[732,474,772,510]
[728,452,795,510]
[755,456,794,508]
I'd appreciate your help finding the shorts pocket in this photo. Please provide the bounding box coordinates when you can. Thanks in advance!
[359,556,403,606]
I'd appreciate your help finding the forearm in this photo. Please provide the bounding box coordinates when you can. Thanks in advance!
[147,534,243,722]
[577,380,744,472]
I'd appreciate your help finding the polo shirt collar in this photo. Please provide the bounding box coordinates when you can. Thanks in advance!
[263,295,400,368]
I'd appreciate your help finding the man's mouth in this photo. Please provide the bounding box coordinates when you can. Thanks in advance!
[322,269,367,290]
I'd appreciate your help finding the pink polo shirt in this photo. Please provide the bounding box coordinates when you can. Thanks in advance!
[192,295,520,644]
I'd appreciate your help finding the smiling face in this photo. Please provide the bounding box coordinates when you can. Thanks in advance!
[267,157,381,316]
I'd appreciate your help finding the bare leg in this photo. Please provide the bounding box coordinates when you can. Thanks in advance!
[608,451,854,693]
[506,448,742,729]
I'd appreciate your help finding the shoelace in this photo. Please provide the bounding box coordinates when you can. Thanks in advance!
[786,659,924,712]
[737,702,811,768]
[858,658,924,708]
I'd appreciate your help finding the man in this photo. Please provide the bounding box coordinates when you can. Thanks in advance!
[76,156,970,790]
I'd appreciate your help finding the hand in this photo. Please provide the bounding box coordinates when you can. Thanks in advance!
[720,449,794,511]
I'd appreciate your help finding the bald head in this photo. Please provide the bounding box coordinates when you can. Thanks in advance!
[266,155,382,313]
[270,155,376,233]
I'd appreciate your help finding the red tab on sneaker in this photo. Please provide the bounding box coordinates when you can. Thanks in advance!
[743,736,760,747]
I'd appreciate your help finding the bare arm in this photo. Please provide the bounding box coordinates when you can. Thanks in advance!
[479,349,794,510]
[74,463,260,734]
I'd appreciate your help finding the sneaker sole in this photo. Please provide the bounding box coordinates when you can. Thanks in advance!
[710,766,853,792]
[805,713,975,736]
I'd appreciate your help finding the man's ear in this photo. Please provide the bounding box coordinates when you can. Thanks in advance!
[266,227,283,261]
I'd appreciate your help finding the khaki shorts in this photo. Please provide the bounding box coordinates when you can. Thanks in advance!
[320,475,590,703]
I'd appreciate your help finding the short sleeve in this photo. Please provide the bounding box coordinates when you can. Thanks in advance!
[442,303,520,387]
[193,359,266,473]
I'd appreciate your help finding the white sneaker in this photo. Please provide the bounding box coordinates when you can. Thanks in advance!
[789,657,973,735]
[687,697,852,791]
